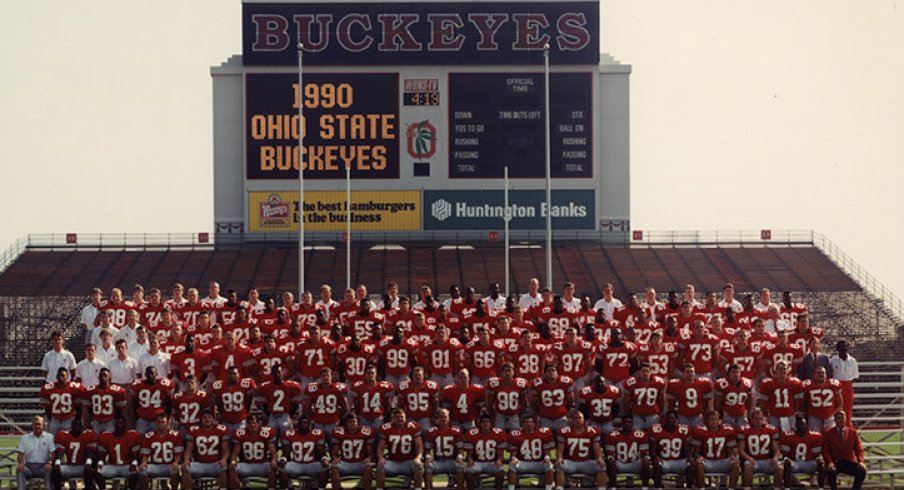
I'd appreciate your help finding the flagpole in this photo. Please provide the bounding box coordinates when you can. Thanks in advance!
[297,43,305,297]
[543,43,553,290]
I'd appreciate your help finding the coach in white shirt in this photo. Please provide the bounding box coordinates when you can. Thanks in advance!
[138,335,171,378]
[75,344,105,387]
[41,332,77,384]
[764,305,791,335]
[78,288,103,345]
[830,340,859,426]
[115,309,141,345]
[718,283,743,313]
[108,339,140,386]
[316,284,341,320]
[95,329,118,366]
[592,283,623,321]
[16,416,54,490]
[128,326,151,360]
[518,278,543,310]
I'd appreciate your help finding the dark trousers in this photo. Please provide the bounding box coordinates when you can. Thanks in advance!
[827,459,867,490]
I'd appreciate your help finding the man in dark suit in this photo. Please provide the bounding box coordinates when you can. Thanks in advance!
[798,337,833,381]
[823,411,866,490]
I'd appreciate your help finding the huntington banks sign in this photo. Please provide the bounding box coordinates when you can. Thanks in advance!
[423,190,595,230]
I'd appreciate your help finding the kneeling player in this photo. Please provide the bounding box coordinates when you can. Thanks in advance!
[424,409,464,490]
[508,414,554,490]
[779,415,825,489]
[463,413,507,490]
[604,417,650,488]
[182,408,230,490]
[330,413,375,490]
[376,408,424,490]
[229,413,278,489]
[95,418,141,490]
[738,409,782,489]
[280,414,329,489]
[555,409,607,490]
[137,413,183,490]
[649,411,694,489]
[690,411,739,489]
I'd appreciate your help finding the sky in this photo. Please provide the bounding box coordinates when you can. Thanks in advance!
[0,1,902,300]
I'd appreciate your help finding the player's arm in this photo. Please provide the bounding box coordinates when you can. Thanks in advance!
[414,433,424,464]
[267,439,278,470]
[219,435,231,468]
[713,387,724,414]
[738,436,753,463]
[183,438,194,467]
[621,386,632,416]
[704,385,714,412]
[375,434,387,466]
[555,440,565,465]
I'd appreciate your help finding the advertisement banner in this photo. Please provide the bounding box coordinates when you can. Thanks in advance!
[243,2,599,66]
[245,73,400,180]
[423,190,595,230]
[248,191,420,231]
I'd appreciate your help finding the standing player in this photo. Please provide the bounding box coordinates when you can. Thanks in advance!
[208,331,254,381]
[330,413,375,490]
[666,364,714,427]
[251,335,290,383]
[299,367,346,432]
[462,413,507,490]
[690,411,740,489]
[397,367,440,430]
[170,334,209,388]
[82,368,127,433]
[211,366,257,433]
[649,411,694,489]
[335,333,379,385]
[440,369,486,430]
[95,418,141,490]
[506,331,549,381]
[801,366,843,431]
[182,408,230,490]
[554,409,607,490]
[171,374,211,429]
[485,363,528,431]
[350,365,395,429]
[463,327,505,386]
[131,366,173,434]
[737,408,782,489]
[604,417,651,488]
[375,408,425,490]
[719,329,764,380]
[597,328,637,387]
[507,414,555,490]
[577,375,622,434]
[295,325,336,386]
[678,320,721,378]
[280,415,329,490]
[228,413,278,489]
[551,327,595,392]
[622,363,666,430]
[40,368,84,435]
[424,409,463,490]
[378,325,419,385]
[715,364,755,428]
[419,325,463,385]
[758,360,804,431]
[636,331,677,379]
[530,364,574,431]
[137,413,183,490]
[256,364,304,435]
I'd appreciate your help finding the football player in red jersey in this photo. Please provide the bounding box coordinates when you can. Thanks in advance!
[577,375,621,434]
[714,364,755,428]
[336,333,380,385]
[507,413,554,490]
[295,324,336,386]
[758,360,804,432]
[675,301,706,331]
[535,296,573,338]
[131,366,173,434]
[408,310,437,346]
[419,324,463,385]
[749,318,779,350]
[555,409,607,489]
[424,409,464,490]
[719,329,764,380]
[623,363,667,430]
[95,418,141,489]
[678,320,721,378]
[349,298,386,340]
[530,363,574,431]
[83,368,127,433]
[396,367,439,429]
[208,330,254,381]
[462,299,496,338]
[290,290,320,329]
[182,408,230,490]
[350,365,395,429]
[462,413,507,490]
[376,408,424,490]
[40,367,84,435]
[330,413,375,490]
[279,414,329,489]
[225,306,257,345]
[51,417,98,490]
[485,363,528,431]
[597,328,637,386]
[571,296,596,332]
[649,411,694,489]
[691,410,740,488]
[636,331,677,379]
[101,288,134,329]
[440,369,486,430]
[256,363,304,435]
[251,334,290,383]
[801,366,843,431]
[779,415,825,488]
[787,313,824,352]
[551,327,595,392]
[229,412,278,489]
[463,327,505,386]
[737,408,782,489]
[211,366,257,433]
[604,417,651,487]
[763,329,805,376]
[378,325,419,385]
[299,367,347,432]
[386,296,416,333]
[137,412,183,490]
[667,364,714,427]
[170,334,209,388]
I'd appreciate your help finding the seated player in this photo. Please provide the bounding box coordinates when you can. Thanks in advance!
[737,408,782,490]
[604,417,650,488]
[182,408,230,490]
[779,415,825,489]
[376,408,424,490]
[462,413,507,490]
[555,409,607,490]
[649,411,694,489]
[137,412,183,490]
[279,414,329,489]
[94,418,141,490]
[424,409,464,490]
[330,413,375,490]
[690,411,739,489]
[51,417,98,490]
[507,414,554,490]
[228,412,278,489]
[577,375,621,434]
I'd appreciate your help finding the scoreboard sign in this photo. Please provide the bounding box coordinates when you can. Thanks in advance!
[424,189,595,230]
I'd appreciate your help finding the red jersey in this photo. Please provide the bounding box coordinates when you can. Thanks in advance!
[629,321,660,345]
[55,430,98,464]
[779,430,823,461]
[691,424,736,460]
[175,302,203,329]
[557,426,600,461]
[763,344,805,372]
[597,341,637,382]
[675,313,707,331]
[464,340,505,379]
[613,305,644,326]
[440,384,486,423]
[260,319,292,343]
[779,303,809,328]
[749,331,778,350]
[252,345,290,380]
[637,343,677,378]
[290,304,320,329]
[714,377,753,418]
[605,429,649,463]
[39,382,84,421]
[801,378,842,419]
[531,376,574,419]
[667,377,714,417]
[463,312,497,335]
[508,428,554,462]
[378,337,419,377]
[336,343,379,384]
[100,301,133,329]
[141,430,184,464]
[788,327,825,352]
[678,334,720,373]
[84,384,127,423]
[331,426,374,462]
[396,380,439,420]
[186,424,230,464]
[424,426,462,460]
[649,424,691,461]
[351,381,394,419]
[577,385,621,424]
[97,430,141,465]
[418,339,463,377]
[130,378,173,421]
[349,311,386,339]
[209,345,254,380]
[720,344,763,379]
[758,377,804,418]
[283,428,325,464]
[170,349,209,382]
[551,341,595,379]
[256,380,303,417]
[463,428,508,462]
[738,424,779,459]
[486,377,528,417]
[407,324,437,346]
[211,378,257,424]
[301,382,345,424]
[623,376,666,416]
[379,421,422,461]
[233,426,276,464]
[295,338,336,378]
[540,309,575,337]
[172,390,211,427]
[507,344,549,379]
[386,310,417,332]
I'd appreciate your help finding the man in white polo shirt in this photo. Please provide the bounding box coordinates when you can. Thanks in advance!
[108,339,140,387]
[16,416,54,490]
[75,343,105,387]
[96,328,118,366]
[138,335,171,379]
[41,331,77,384]
[830,340,859,426]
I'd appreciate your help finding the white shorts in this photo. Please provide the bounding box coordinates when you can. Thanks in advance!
[382,460,420,476]
[702,458,734,474]
[59,464,86,479]
[100,464,134,479]
[142,463,176,478]
[658,460,690,474]
[467,462,503,475]
[559,460,603,474]
[744,459,776,474]
[188,461,225,477]
[236,462,271,478]
[785,460,818,474]
[284,461,325,477]
[335,461,369,475]
[614,460,643,474]
[512,461,553,474]
[427,460,461,475]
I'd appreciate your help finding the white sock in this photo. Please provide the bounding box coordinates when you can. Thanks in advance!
[545,485,553,490]
[509,485,515,490]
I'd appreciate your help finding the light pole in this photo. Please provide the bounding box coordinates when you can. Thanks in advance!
[297,43,305,297]
[346,162,351,290]
[543,43,552,290]
[504,166,511,296]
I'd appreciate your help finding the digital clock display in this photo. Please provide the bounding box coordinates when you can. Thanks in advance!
[404,91,439,106]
